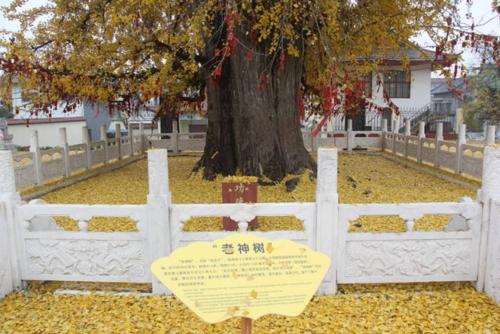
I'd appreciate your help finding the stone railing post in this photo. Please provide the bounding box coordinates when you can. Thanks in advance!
[391,120,398,153]
[115,124,122,160]
[172,122,179,154]
[0,150,22,299]
[82,126,92,169]
[455,107,463,133]
[456,124,466,174]
[29,130,43,186]
[0,118,14,151]
[404,119,411,136]
[434,122,443,167]
[100,124,109,163]
[417,121,425,163]
[139,123,145,153]
[316,147,338,295]
[404,119,411,158]
[346,119,353,151]
[157,120,162,136]
[59,127,70,177]
[393,119,399,134]
[381,119,388,151]
[129,126,134,156]
[147,149,172,295]
[477,145,500,303]
[486,125,496,145]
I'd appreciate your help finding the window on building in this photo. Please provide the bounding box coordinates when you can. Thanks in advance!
[359,73,372,98]
[383,71,411,98]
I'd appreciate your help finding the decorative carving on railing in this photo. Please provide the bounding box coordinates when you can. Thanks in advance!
[344,239,472,278]
[24,239,146,278]
[0,151,16,194]
[0,267,9,299]
[483,146,500,200]
[337,200,482,284]
[318,148,337,194]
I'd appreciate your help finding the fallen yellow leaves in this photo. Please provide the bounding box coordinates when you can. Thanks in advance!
[0,283,498,333]
[222,176,259,183]
[41,153,475,232]
[0,154,497,333]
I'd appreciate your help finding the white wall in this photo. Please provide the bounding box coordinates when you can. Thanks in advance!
[8,119,86,147]
[369,64,432,110]
[321,64,432,131]
[11,79,85,119]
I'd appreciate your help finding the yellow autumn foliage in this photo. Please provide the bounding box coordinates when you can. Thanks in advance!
[1,0,458,109]
[40,153,475,232]
[221,176,259,183]
[0,282,499,333]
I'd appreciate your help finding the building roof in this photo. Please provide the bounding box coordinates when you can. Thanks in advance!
[359,44,450,67]
[431,78,466,95]
[7,117,86,125]
[431,78,447,89]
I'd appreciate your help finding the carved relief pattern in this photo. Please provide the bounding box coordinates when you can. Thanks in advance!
[41,159,64,180]
[91,150,105,164]
[487,241,500,303]
[0,256,11,299]
[318,149,337,193]
[69,153,87,171]
[148,150,168,196]
[438,151,457,171]
[108,145,119,160]
[14,164,35,188]
[343,239,472,278]
[486,201,500,303]
[483,148,500,302]
[421,147,434,163]
[395,141,405,155]
[25,239,146,278]
[483,146,500,199]
[0,151,16,193]
[0,201,14,298]
[406,144,417,159]
[461,156,483,179]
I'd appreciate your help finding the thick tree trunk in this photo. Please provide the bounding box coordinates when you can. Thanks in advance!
[196,32,315,181]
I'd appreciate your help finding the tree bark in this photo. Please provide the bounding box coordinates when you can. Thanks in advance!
[196,30,315,181]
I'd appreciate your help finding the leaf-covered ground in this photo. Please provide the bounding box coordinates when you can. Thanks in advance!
[1,282,499,333]
[40,153,476,232]
[2,153,496,334]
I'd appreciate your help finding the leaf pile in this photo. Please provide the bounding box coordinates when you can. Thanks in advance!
[41,154,475,232]
[0,282,499,333]
[1,154,497,333]
[221,176,259,183]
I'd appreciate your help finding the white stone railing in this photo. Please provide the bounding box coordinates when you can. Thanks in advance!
[149,124,383,153]
[337,200,482,284]
[148,121,494,181]
[486,199,500,302]
[15,203,149,283]
[1,146,500,303]
[382,122,497,180]
[148,132,206,153]
[12,124,147,189]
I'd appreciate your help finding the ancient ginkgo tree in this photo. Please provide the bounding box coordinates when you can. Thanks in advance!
[0,0,498,180]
